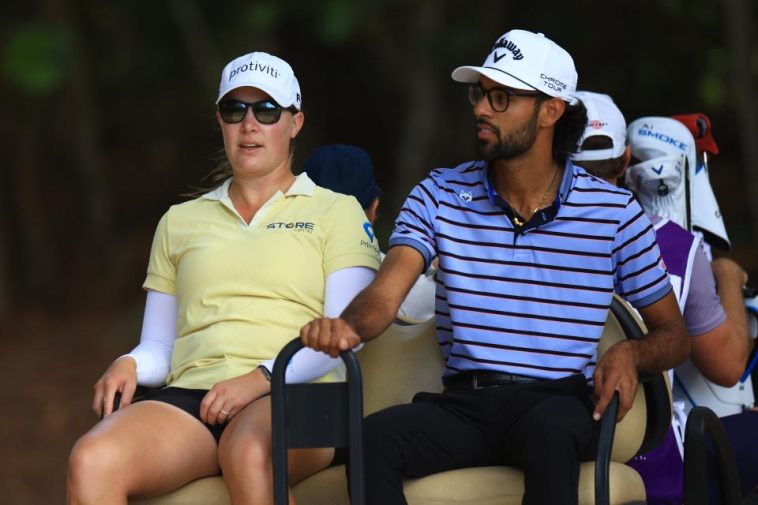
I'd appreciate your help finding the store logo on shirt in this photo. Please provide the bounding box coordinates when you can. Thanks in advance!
[459,190,473,202]
[266,221,315,232]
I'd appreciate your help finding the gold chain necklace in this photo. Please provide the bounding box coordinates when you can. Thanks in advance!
[512,167,560,228]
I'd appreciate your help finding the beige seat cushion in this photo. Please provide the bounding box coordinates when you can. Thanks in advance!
[133,460,645,505]
[294,462,645,505]
[131,300,654,504]
[359,318,445,416]
[131,477,228,505]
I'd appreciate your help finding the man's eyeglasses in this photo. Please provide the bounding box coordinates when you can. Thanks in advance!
[467,84,543,113]
[217,99,296,125]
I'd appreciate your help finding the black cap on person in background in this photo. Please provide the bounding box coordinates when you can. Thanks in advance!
[302,144,382,209]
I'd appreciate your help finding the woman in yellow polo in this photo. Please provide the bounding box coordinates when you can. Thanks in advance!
[68,52,380,504]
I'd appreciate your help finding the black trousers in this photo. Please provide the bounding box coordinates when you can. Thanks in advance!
[717,410,758,499]
[362,374,599,505]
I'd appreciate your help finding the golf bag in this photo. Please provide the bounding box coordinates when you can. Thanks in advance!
[627,113,754,417]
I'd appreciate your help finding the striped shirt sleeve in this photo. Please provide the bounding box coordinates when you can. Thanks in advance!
[612,196,672,308]
[388,176,439,270]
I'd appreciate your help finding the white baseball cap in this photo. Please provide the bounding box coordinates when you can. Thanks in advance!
[451,29,578,104]
[216,52,302,110]
[572,91,627,161]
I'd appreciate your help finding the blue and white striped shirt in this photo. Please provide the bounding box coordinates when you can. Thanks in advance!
[389,160,671,381]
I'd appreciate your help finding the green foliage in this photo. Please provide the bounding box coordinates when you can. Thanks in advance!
[244,0,282,34]
[317,0,365,45]
[0,0,756,316]
[659,0,684,17]
[699,47,728,108]
[1,22,71,97]
[699,73,726,109]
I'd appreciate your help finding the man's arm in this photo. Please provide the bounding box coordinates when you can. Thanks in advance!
[301,245,426,357]
[690,257,751,386]
[593,290,689,421]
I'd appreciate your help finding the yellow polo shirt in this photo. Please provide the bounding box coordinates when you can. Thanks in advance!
[143,174,381,389]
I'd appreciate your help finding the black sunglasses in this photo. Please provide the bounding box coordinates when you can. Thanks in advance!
[217,99,296,125]
[467,84,544,113]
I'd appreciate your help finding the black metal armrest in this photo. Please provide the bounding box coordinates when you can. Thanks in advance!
[684,406,742,505]
[609,298,671,456]
[271,337,365,505]
[597,297,672,505]
[595,392,619,505]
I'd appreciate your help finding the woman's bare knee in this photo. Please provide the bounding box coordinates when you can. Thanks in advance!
[68,403,220,502]
[68,432,125,501]
[218,398,273,477]
[219,428,271,476]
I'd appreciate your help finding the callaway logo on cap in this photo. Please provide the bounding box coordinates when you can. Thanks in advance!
[217,52,302,109]
[452,29,578,104]
[572,91,627,161]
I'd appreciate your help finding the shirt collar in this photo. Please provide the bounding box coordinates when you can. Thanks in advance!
[286,172,317,196]
[201,172,316,202]
[557,159,576,201]
[484,159,576,206]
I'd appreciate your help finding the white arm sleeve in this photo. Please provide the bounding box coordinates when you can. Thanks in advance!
[123,290,177,387]
[397,265,437,324]
[258,266,375,383]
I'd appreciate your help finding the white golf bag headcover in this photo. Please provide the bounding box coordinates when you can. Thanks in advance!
[626,153,686,227]
[626,117,730,250]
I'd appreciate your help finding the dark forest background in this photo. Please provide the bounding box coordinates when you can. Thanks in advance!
[1,1,756,502]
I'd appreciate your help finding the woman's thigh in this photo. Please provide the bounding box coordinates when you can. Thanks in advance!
[219,395,334,484]
[72,400,219,496]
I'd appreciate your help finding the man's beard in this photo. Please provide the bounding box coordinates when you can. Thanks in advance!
[476,106,540,162]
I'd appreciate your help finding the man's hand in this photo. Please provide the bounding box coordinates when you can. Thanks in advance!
[300,317,361,358]
[711,257,748,287]
[302,246,427,357]
[593,340,639,422]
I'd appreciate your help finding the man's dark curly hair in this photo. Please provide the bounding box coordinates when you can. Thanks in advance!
[552,99,587,165]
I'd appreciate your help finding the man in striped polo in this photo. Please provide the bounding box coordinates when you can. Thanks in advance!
[301,29,689,505]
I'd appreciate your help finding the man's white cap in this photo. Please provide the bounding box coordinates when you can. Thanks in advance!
[627,116,730,250]
[216,52,302,110]
[572,91,627,161]
[451,29,578,104]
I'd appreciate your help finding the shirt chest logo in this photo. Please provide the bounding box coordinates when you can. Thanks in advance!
[459,190,473,202]
[266,221,315,233]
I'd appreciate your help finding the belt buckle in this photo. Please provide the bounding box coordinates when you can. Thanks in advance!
[472,374,483,390]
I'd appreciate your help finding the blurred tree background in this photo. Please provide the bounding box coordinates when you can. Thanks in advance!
[0,0,756,502]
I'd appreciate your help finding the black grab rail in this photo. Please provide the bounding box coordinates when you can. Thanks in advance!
[271,338,365,505]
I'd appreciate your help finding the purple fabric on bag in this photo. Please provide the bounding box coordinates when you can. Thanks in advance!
[652,217,725,336]
[653,218,692,290]
[627,427,684,505]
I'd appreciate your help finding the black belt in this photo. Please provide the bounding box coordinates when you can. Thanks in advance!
[443,370,540,390]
